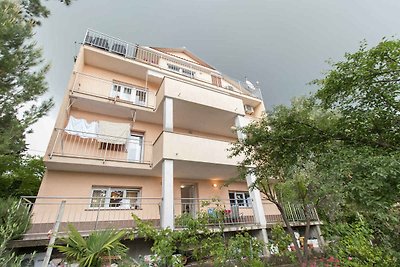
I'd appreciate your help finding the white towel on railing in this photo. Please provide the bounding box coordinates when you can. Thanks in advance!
[65,116,98,138]
[97,121,130,144]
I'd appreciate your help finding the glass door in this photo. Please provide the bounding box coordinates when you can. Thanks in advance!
[127,134,143,162]
[181,184,197,217]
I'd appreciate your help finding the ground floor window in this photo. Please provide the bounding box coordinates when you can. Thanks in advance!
[229,191,252,208]
[90,187,141,209]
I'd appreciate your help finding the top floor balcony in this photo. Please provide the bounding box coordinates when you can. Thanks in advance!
[83,29,263,101]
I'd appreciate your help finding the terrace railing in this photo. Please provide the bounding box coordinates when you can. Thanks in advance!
[174,198,256,228]
[49,128,153,164]
[20,196,161,240]
[263,201,320,224]
[71,72,156,109]
[84,29,263,100]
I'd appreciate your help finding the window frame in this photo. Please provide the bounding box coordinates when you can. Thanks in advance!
[90,187,142,209]
[229,191,252,208]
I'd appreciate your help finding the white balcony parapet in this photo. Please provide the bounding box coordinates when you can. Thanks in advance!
[49,128,153,164]
[83,29,263,100]
[71,72,155,109]
[20,196,161,240]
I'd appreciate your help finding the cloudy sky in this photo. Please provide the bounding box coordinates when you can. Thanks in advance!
[27,0,400,155]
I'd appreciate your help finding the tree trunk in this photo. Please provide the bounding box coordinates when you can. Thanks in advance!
[302,204,312,267]
[275,202,303,264]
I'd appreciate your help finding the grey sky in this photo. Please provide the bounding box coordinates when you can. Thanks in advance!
[27,0,400,154]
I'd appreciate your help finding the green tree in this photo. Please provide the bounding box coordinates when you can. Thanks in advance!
[54,225,128,267]
[0,155,46,198]
[0,0,70,198]
[0,198,31,266]
[231,39,400,265]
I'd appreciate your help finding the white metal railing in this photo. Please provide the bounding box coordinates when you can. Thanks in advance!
[72,72,155,109]
[20,196,161,240]
[83,29,263,100]
[50,128,153,164]
[84,29,138,59]
[174,198,256,228]
[262,201,320,224]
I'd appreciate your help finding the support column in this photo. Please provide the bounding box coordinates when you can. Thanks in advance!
[163,97,173,132]
[161,159,174,229]
[246,173,267,227]
[236,115,269,255]
[161,97,174,229]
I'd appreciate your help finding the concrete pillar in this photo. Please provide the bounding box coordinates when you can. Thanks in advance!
[236,115,269,253]
[161,159,174,229]
[246,173,267,227]
[161,96,174,229]
[163,97,173,132]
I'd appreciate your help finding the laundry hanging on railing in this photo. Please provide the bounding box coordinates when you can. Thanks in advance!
[97,121,130,144]
[65,116,98,138]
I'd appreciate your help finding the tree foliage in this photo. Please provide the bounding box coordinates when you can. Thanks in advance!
[231,39,400,264]
[0,0,70,198]
[54,224,128,267]
[0,198,31,266]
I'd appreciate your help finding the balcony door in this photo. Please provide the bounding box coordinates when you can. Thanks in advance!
[127,134,143,162]
[110,84,147,106]
[181,184,197,217]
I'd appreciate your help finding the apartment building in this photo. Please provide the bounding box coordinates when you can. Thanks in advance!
[17,30,322,261]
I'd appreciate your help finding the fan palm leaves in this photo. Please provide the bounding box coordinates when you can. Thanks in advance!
[54,225,127,267]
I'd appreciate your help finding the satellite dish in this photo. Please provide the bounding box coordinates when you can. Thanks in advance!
[245,79,256,91]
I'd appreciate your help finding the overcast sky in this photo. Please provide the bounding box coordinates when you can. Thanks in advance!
[27,0,400,155]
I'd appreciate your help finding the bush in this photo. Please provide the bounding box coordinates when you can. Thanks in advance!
[0,198,32,266]
[325,219,397,266]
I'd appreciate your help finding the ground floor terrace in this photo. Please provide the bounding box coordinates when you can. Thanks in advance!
[18,170,320,244]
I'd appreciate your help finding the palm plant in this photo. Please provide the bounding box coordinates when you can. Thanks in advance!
[54,225,128,267]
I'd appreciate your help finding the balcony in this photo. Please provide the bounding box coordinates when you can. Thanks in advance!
[262,201,320,226]
[20,196,258,241]
[153,132,242,170]
[174,198,256,230]
[83,29,263,101]
[20,196,161,241]
[47,128,153,172]
[71,72,156,110]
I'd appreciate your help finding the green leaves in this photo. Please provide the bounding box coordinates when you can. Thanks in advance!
[232,38,400,265]
[55,225,128,267]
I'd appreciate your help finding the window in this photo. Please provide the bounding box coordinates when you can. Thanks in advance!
[167,63,195,78]
[211,75,222,87]
[229,191,252,208]
[110,82,148,106]
[90,187,141,209]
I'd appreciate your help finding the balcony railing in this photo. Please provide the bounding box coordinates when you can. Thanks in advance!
[49,128,153,164]
[174,198,256,228]
[263,201,320,224]
[20,196,161,240]
[83,29,263,100]
[71,72,155,109]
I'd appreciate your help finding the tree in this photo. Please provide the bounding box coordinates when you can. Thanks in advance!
[231,39,400,265]
[0,0,71,197]
[55,225,128,267]
[0,198,31,266]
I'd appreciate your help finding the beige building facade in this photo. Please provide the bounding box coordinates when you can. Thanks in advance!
[20,30,321,258]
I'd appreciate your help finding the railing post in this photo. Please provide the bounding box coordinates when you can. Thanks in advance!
[94,202,101,230]
[103,143,108,163]
[42,200,66,267]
